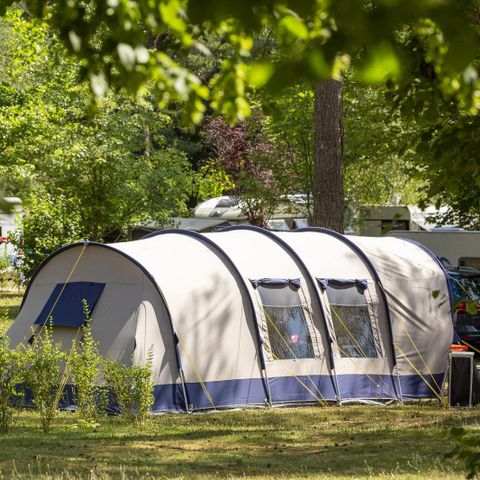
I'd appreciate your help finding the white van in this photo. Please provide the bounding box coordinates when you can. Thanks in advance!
[386,230,480,268]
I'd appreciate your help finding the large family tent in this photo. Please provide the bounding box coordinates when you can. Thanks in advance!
[7,226,453,412]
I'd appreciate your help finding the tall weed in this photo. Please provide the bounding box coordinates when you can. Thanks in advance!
[0,335,24,432]
[103,349,154,424]
[70,300,103,419]
[24,324,66,433]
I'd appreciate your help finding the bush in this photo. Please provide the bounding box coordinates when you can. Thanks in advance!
[70,301,103,420]
[24,324,66,433]
[103,349,154,425]
[448,427,480,479]
[0,335,24,433]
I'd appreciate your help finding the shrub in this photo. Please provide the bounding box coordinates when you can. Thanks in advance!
[447,427,480,479]
[24,324,66,433]
[103,349,154,425]
[0,335,24,433]
[70,301,103,420]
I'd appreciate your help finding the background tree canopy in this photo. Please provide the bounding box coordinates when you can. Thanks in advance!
[0,0,477,123]
[1,0,480,277]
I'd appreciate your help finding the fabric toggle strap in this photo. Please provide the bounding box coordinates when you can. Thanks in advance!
[249,278,301,289]
[317,278,368,292]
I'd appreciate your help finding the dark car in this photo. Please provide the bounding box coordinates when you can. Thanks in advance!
[445,266,480,354]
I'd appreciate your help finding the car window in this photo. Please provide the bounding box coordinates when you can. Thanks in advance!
[448,272,480,304]
[455,311,480,333]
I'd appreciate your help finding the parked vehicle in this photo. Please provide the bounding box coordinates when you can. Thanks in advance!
[387,230,480,268]
[446,266,480,354]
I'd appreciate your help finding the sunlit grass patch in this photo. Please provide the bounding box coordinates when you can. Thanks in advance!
[0,287,23,333]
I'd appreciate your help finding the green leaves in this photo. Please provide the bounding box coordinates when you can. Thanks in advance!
[447,427,480,479]
[357,44,401,84]
[247,62,274,88]
[0,10,202,279]
[103,353,154,425]
[277,13,309,41]
[1,0,477,124]
[466,301,479,317]
[24,323,66,433]
[0,336,24,432]
[70,302,104,420]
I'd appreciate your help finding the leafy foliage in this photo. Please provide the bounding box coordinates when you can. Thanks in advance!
[447,427,480,479]
[387,15,480,227]
[343,80,426,207]
[24,324,66,433]
[262,81,426,225]
[0,10,225,279]
[203,114,294,226]
[0,335,23,433]
[70,301,104,420]
[103,352,154,425]
[263,86,316,221]
[10,194,83,281]
[0,1,476,124]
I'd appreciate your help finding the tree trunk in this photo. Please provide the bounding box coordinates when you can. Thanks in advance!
[312,79,344,232]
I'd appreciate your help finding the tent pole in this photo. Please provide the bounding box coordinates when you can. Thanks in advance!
[178,369,191,412]
[221,225,340,404]
[173,334,192,413]
[142,229,273,408]
[315,291,342,404]
[295,228,403,402]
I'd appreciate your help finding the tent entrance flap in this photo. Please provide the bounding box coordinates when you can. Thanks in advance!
[34,281,106,327]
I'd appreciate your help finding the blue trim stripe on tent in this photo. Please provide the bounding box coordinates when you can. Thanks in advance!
[20,373,442,413]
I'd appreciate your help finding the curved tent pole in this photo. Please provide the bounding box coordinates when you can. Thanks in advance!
[19,241,92,311]
[142,229,273,407]
[19,241,191,413]
[219,224,340,403]
[294,227,403,402]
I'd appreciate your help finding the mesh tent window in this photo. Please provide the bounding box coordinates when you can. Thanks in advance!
[251,278,314,360]
[318,278,378,359]
[34,281,106,327]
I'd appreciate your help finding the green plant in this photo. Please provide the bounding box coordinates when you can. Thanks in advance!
[70,300,103,420]
[103,349,154,425]
[24,323,66,433]
[0,335,24,433]
[0,254,10,290]
[447,427,480,479]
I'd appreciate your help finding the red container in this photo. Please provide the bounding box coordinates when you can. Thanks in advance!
[450,344,469,352]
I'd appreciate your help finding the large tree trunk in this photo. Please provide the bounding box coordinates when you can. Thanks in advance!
[312,79,344,232]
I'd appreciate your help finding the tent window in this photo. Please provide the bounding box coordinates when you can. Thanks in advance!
[320,279,378,358]
[255,282,314,360]
[34,281,105,327]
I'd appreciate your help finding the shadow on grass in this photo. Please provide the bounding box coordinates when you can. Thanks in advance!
[0,406,478,478]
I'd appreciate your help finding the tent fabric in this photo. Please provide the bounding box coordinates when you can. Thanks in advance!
[34,281,105,327]
[7,226,453,412]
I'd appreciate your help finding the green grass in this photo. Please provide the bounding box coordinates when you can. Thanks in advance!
[0,404,479,479]
[1,289,478,479]
[0,286,23,333]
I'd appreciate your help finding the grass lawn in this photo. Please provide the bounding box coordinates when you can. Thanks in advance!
[0,404,479,479]
[0,286,23,334]
[1,289,479,479]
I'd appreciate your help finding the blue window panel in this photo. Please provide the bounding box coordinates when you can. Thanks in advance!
[34,281,106,327]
